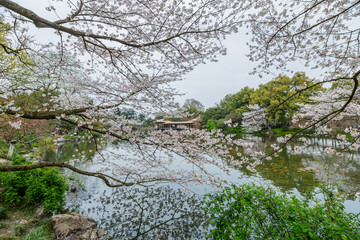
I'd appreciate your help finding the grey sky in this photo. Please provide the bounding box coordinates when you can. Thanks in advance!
[172,32,268,109]
[174,31,323,109]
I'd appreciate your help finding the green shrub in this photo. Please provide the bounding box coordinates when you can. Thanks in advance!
[0,156,68,213]
[206,119,218,131]
[21,219,53,240]
[203,184,360,239]
[14,225,26,236]
[0,206,7,219]
[0,222,8,229]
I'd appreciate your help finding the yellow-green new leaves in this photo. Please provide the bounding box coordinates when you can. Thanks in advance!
[250,72,323,124]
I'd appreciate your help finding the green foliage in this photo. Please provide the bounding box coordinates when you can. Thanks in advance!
[220,87,254,113]
[183,105,201,115]
[219,87,255,125]
[14,225,26,236]
[0,236,16,240]
[202,107,227,125]
[0,206,8,219]
[0,140,9,158]
[56,120,76,132]
[0,156,68,213]
[181,98,205,115]
[215,119,226,129]
[36,137,55,158]
[202,72,322,131]
[203,184,360,239]
[21,219,53,240]
[250,72,322,126]
[206,119,218,131]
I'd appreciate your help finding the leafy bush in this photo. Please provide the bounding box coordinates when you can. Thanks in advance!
[0,156,68,213]
[203,184,360,239]
[0,205,7,219]
[14,225,26,236]
[0,140,11,158]
[21,218,53,240]
[207,119,218,131]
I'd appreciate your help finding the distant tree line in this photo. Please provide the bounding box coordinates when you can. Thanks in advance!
[115,72,324,132]
[201,72,323,131]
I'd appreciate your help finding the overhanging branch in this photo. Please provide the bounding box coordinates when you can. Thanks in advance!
[0,161,167,187]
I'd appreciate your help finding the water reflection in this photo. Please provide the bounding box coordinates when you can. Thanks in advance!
[231,136,360,197]
[67,184,206,239]
[46,137,360,239]
[45,140,98,163]
[255,149,318,193]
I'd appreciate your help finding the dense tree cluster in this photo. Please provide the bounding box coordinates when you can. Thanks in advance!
[202,72,322,130]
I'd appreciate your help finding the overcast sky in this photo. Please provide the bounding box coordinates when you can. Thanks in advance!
[173,32,323,109]
[171,32,268,109]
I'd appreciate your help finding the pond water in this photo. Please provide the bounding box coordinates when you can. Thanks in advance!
[45,136,360,239]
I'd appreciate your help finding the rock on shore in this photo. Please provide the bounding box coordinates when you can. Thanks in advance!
[51,213,108,240]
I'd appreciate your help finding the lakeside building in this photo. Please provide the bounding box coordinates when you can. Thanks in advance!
[155,115,201,130]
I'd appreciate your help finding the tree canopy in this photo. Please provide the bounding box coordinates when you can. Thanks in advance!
[203,72,322,129]
[250,72,322,125]
[0,0,249,186]
[219,87,255,123]
[0,0,359,187]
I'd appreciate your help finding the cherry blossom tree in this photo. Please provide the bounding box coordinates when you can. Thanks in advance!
[239,0,360,161]
[0,0,359,188]
[0,0,250,186]
[244,0,360,78]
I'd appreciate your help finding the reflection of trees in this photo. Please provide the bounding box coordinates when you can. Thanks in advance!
[52,136,360,239]
[45,140,98,163]
[302,155,360,195]
[231,136,318,194]
[235,136,360,195]
[67,185,206,240]
[255,148,318,194]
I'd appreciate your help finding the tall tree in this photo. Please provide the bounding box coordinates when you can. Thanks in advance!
[250,72,321,126]
[179,98,205,116]
[243,0,360,128]
[0,0,249,186]
[183,98,205,112]
[219,86,255,124]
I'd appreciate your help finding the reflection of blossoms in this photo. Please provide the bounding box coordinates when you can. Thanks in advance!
[293,146,303,154]
[246,165,257,172]
[313,151,321,156]
[349,129,360,137]
[336,134,347,142]
[299,137,311,146]
[8,121,22,130]
[324,147,336,155]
